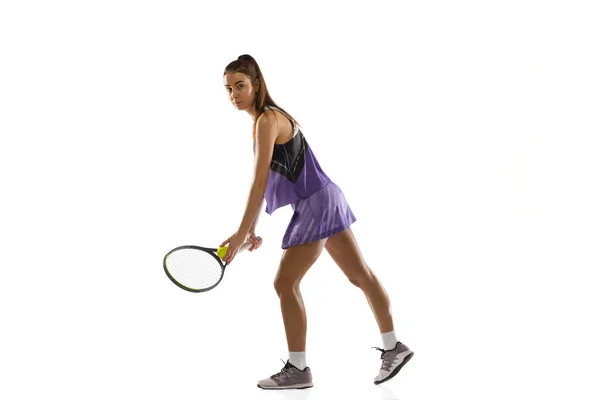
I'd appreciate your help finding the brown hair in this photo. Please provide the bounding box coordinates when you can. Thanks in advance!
[224,54,301,140]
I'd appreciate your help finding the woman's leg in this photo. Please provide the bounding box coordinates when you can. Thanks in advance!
[324,227,394,333]
[257,240,326,389]
[274,238,328,351]
[325,227,414,384]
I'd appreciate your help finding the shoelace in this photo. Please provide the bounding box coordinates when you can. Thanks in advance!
[372,347,394,371]
[270,359,294,379]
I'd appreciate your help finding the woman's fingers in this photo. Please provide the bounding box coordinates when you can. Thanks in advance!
[249,239,258,251]
[249,236,262,251]
[247,237,256,251]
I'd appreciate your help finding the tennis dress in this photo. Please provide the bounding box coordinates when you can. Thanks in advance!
[254,106,356,249]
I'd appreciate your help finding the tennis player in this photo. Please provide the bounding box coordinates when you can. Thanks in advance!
[220,54,414,389]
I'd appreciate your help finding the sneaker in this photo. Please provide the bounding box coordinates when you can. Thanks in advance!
[372,341,414,385]
[257,359,313,390]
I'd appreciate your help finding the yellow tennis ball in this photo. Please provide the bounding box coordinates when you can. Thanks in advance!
[217,246,228,259]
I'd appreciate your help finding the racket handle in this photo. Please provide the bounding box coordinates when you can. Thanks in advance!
[218,236,262,259]
[239,236,262,252]
[239,241,254,252]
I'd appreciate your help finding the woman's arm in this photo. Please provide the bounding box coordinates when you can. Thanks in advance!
[235,113,277,235]
[250,198,265,232]
[220,112,277,263]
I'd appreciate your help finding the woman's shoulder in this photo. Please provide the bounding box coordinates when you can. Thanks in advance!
[262,105,288,119]
[259,106,297,145]
[260,106,295,128]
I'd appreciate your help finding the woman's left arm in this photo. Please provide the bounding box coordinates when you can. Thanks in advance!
[236,112,278,235]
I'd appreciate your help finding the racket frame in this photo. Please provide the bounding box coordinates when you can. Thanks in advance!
[163,245,227,293]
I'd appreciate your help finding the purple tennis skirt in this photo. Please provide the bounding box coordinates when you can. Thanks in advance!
[281,181,357,249]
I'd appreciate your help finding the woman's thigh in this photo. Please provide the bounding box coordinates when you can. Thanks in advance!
[275,238,328,289]
[324,227,372,284]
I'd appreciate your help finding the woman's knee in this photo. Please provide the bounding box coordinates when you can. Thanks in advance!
[347,266,375,288]
[274,275,300,295]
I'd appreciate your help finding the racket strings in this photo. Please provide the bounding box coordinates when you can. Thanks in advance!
[165,248,223,290]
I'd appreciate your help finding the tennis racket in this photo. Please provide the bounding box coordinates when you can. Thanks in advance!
[163,239,260,293]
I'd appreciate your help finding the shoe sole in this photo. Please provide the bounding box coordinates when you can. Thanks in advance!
[257,383,313,390]
[374,351,414,385]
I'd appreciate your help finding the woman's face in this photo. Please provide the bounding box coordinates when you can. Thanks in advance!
[223,72,257,111]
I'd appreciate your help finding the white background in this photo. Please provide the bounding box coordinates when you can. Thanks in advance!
[1,1,599,399]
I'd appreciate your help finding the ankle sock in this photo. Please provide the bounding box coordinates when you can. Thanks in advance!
[289,351,307,370]
[381,330,399,351]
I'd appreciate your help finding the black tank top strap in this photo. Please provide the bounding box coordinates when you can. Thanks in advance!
[265,105,298,138]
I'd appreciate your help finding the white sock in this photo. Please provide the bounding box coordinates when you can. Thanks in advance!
[289,351,307,370]
[381,330,399,350]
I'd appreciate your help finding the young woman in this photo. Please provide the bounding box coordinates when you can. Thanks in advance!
[220,54,414,390]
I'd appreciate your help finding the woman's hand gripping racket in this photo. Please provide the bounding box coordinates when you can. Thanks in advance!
[163,237,262,293]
